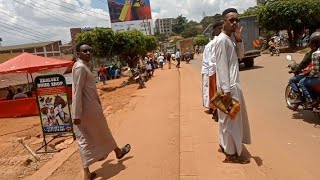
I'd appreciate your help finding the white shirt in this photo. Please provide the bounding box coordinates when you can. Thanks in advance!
[175,51,180,59]
[13,93,28,99]
[157,56,164,62]
[202,36,218,76]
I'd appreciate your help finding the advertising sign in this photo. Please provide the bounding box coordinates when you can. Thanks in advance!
[35,74,73,135]
[108,0,153,34]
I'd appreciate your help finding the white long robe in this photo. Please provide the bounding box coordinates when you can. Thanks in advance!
[215,32,251,156]
[72,59,117,168]
[202,37,218,108]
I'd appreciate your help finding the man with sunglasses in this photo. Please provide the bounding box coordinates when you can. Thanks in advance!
[72,42,131,180]
[214,8,251,164]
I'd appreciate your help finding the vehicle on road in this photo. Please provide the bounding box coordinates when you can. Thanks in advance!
[285,55,320,118]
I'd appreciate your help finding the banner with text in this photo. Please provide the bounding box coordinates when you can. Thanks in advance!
[35,74,73,135]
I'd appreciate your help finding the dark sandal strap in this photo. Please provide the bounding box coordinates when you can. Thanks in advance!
[117,144,131,159]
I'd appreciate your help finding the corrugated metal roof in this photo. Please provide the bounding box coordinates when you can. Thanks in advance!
[0,41,60,51]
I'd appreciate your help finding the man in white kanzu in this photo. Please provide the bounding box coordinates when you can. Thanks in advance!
[72,42,131,180]
[215,8,251,164]
[201,20,223,121]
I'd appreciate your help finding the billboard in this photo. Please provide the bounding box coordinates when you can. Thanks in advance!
[108,0,153,34]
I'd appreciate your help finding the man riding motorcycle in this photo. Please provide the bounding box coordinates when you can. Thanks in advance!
[268,37,276,52]
[298,31,320,108]
[288,48,314,102]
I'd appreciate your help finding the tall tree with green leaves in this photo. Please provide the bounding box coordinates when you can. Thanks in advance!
[259,0,320,47]
[172,15,188,34]
[75,27,115,58]
[200,14,222,31]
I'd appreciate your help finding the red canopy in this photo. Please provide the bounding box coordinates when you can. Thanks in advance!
[0,53,74,74]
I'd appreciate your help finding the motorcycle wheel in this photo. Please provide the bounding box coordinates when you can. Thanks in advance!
[285,84,299,111]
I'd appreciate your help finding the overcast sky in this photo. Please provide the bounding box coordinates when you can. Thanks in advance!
[0,0,256,46]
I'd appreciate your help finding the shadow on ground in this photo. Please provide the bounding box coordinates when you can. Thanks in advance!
[93,156,134,180]
[242,145,263,167]
[291,109,320,127]
[239,65,264,72]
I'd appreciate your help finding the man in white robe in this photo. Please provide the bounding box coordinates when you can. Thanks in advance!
[72,42,131,180]
[201,21,223,121]
[215,8,251,164]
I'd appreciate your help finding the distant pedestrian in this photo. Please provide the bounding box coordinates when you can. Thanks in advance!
[166,52,171,69]
[175,49,181,68]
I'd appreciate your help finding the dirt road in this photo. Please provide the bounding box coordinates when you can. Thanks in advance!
[46,67,181,180]
[24,52,320,180]
[189,53,320,180]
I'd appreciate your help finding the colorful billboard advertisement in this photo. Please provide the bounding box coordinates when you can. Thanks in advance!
[108,0,152,23]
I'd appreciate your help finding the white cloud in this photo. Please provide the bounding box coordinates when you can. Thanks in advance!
[0,0,256,46]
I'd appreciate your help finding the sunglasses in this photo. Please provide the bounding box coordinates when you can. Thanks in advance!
[228,18,240,24]
[82,49,92,53]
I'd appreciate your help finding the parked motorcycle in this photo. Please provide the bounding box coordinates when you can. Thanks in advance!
[132,68,146,88]
[285,55,320,117]
[270,47,280,56]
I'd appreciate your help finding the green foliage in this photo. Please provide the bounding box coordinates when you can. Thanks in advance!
[154,31,167,42]
[76,28,158,68]
[75,27,115,58]
[172,15,188,34]
[144,35,158,52]
[194,35,209,46]
[200,14,222,31]
[259,0,320,31]
[181,26,202,38]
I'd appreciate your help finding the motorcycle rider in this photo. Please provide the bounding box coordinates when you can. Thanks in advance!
[268,37,276,53]
[288,47,316,101]
[299,31,320,108]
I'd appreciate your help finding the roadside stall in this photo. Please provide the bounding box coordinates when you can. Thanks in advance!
[0,53,73,118]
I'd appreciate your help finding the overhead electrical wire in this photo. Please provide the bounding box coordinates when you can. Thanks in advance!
[0,28,41,42]
[12,0,79,26]
[0,24,48,41]
[43,0,109,21]
[27,0,83,27]
[54,0,109,18]
[0,10,49,32]
[0,17,55,40]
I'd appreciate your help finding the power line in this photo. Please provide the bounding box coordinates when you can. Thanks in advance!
[0,28,41,42]
[27,0,83,27]
[54,0,109,18]
[12,0,79,26]
[0,23,47,41]
[0,17,54,40]
[0,10,49,32]
[43,0,109,21]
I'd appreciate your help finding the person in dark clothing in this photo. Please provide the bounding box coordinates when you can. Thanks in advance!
[289,49,317,100]
[166,53,171,69]
[6,89,14,100]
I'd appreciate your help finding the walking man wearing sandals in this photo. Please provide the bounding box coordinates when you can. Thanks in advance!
[215,8,251,164]
[72,42,131,180]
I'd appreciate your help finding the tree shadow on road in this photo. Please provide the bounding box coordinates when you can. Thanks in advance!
[241,145,263,167]
[93,156,134,180]
[291,109,320,127]
[239,65,264,72]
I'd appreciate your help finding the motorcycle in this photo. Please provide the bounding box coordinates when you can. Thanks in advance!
[285,55,320,117]
[270,46,280,56]
[132,68,146,88]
